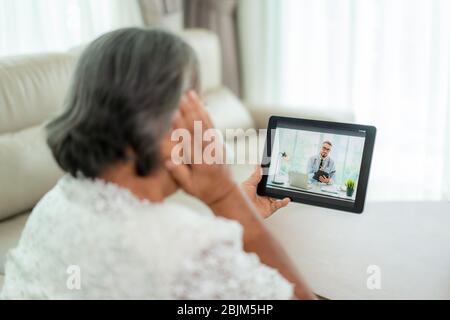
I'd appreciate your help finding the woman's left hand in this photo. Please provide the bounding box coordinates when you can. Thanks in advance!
[242,166,291,219]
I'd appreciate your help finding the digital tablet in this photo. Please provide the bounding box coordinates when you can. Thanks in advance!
[257,116,376,214]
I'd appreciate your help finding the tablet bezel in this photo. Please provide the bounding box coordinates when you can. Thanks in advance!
[257,116,377,214]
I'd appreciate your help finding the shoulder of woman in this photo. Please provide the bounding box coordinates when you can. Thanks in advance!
[122,202,246,269]
[141,201,243,238]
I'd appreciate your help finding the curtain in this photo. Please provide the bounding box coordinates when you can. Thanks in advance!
[138,0,183,31]
[184,0,241,96]
[239,0,450,201]
[0,0,144,57]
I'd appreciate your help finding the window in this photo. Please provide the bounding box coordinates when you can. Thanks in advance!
[0,0,143,57]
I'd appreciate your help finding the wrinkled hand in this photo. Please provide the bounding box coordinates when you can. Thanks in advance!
[165,91,236,206]
[242,166,291,219]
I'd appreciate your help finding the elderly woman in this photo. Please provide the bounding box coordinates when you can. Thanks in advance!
[0,28,314,300]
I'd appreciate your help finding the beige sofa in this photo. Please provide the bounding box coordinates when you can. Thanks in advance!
[0,28,353,291]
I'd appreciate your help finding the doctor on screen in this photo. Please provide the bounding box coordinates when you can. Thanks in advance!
[307,141,336,184]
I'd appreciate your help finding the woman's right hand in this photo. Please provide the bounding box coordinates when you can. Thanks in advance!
[165,90,237,206]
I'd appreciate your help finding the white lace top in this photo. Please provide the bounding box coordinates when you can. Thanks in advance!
[1,175,293,300]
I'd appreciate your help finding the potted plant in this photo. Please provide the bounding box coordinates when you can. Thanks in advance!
[345,179,355,197]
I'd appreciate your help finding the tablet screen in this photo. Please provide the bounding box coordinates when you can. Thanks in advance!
[258,117,376,213]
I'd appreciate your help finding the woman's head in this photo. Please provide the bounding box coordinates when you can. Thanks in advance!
[47,27,199,178]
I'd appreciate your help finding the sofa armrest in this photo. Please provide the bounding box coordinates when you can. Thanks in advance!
[247,104,355,129]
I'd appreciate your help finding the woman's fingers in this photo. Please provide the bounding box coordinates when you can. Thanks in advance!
[170,109,193,164]
[246,166,263,186]
[271,198,291,211]
[187,91,226,161]
[188,90,214,130]
[174,90,220,166]
[280,198,291,207]
[172,109,185,130]
[180,94,197,133]
[178,90,215,133]
[165,161,193,192]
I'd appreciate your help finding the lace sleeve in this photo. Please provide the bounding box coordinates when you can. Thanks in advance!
[171,235,294,300]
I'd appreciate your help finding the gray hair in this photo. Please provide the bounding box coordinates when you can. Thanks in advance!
[47,27,199,178]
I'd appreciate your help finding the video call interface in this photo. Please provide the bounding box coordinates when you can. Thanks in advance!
[267,124,367,204]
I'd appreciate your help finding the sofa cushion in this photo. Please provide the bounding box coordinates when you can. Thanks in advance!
[0,53,75,134]
[0,212,30,274]
[204,87,255,131]
[180,29,222,94]
[0,125,63,221]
